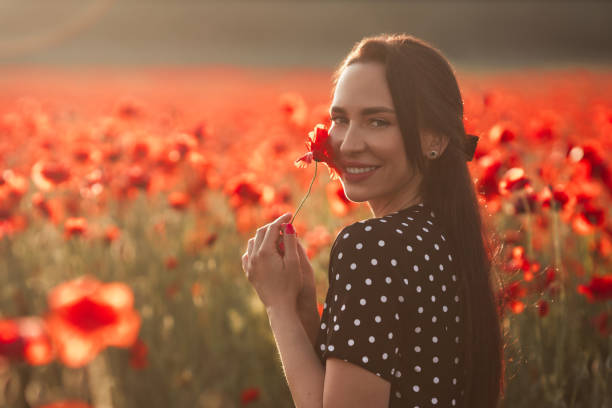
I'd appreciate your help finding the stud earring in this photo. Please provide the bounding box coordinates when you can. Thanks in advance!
[429,150,438,158]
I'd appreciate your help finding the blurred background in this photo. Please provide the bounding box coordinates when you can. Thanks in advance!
[0,0,611,70]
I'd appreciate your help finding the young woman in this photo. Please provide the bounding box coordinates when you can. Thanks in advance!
[242,33,504,408]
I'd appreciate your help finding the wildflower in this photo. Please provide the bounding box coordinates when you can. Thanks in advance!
[577,274,612,302]
[44,276,141,367]
[129,338,148,370]
[499,167,531,195]
[64,217,87,239]
[294,124,341,180]
[277,124,340,256]
[104,225,121,243]
[240,387,260,405]
[168,191,190,210]
[0,317,54,365]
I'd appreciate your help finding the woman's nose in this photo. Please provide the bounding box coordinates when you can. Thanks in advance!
[335,123,365,154]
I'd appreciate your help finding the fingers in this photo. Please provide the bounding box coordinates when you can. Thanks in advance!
[296,241,312,274]
[280,222,299,268]
[253,225,268,256]
[261,212,293,254]
[244,238,254,276]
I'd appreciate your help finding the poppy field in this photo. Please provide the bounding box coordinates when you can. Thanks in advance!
[0,66,611,407]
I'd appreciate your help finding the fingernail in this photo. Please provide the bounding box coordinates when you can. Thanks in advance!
[284,223,295,234]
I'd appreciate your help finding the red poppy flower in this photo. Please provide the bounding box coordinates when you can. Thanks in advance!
[0,317,54,365]
[240,387,260,405]
[44,276,141,367]
[168,191,190,210]
[31,160,71,191]
[129,338,148,370]
[0,319,22,360]
[577,274,612,302]
[294,124,341,181]
[127,165,151,190]
[64,217,87,239]
[104,225,121,243]
[165,256,178,270]
[536,300,549,317]
[225,173,264,209]
[499,167,531,195]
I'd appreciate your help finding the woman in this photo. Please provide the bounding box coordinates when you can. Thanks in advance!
[242,33,504,408]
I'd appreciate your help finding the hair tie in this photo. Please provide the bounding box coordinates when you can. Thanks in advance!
[464,134,479,161]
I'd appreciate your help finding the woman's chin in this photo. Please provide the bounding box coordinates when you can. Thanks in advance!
[341,187,368,204]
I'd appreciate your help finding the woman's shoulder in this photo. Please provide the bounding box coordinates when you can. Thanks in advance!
[332,203,442,252]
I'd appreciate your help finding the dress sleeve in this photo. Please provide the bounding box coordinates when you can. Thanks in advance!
[319,220,407,383]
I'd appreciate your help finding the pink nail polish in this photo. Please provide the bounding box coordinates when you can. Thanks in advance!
[285,223,295,234]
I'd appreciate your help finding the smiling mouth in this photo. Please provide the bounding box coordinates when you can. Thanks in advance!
[343,166,380,174]
[343,166,381,179]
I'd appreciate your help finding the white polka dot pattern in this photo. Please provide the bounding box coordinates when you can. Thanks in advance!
[314,202,466,407]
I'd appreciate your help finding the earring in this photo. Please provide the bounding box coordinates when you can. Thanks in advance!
[429,150,437,158]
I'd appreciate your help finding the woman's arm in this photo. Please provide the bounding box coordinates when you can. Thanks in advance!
[299,304,321,348]
[267,304,325,408]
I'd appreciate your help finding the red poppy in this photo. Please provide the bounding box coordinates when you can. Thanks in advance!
[0,319,22,360]
[64,217,87,239]
[475,155,503,202]
[240,387,260,405]
[488,122,516,144]
[0,317,54,365]
[165,256,178,270]
[592,311,610,337]
[168,191,190,210]
[31,160,71,191]
[225,173,263,209]
[499,281,527,315]
[129,338,148,370]
[127,165,151,190]
[104,225,121,243]
[44,276,141,367]
[294,124,341,181]
[577,274,612,302]
[499,167,531,195]
[536,300,549,317]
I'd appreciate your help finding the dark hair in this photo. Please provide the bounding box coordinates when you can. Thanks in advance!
[332,33,505,408]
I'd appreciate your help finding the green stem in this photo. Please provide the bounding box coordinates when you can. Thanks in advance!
[290,161,318,225]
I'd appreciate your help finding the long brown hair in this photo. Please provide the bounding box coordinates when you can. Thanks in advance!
[332,33,505,408]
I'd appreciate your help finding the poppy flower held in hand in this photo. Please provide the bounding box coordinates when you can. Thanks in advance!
[277,124,340,255]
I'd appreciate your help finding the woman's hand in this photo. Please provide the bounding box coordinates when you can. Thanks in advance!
[242,213,302,311]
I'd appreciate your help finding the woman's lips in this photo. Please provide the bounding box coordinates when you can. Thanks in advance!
[343,166,380,182]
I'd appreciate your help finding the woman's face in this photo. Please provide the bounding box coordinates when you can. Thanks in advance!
[329,61,422,217]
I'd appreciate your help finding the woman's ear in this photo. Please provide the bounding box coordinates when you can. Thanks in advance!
[421,130,449,157]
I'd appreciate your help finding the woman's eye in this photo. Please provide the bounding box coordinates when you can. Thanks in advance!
[369,119,389,128]
[331,116,347,124]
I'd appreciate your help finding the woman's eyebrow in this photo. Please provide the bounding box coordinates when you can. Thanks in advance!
[330,106,396,115]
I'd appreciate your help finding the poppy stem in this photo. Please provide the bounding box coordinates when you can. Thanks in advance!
[291,161,318,225]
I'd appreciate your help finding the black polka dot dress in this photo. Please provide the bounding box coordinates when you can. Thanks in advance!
[314,202,466,407]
